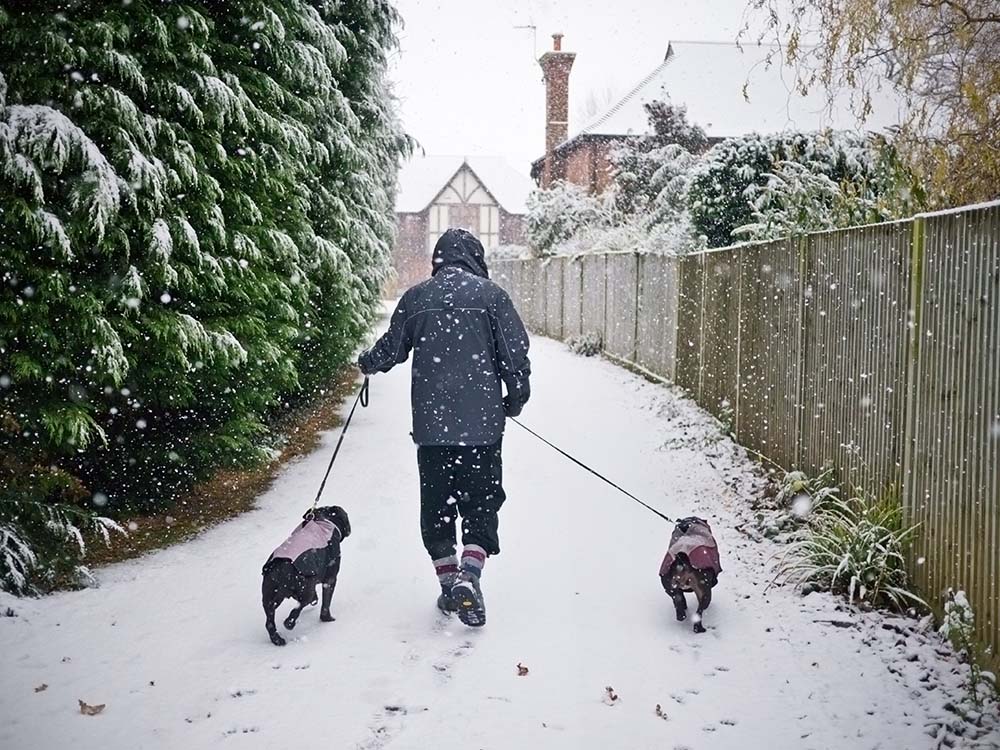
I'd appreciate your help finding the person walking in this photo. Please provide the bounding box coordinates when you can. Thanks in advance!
[357,228,531,627]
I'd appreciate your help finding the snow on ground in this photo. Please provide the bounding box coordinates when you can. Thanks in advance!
[1,330,996,750]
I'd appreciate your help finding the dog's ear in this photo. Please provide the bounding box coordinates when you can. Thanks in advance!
[331,506,351,539]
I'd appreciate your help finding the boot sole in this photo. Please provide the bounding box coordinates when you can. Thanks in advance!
[453,583,486,628]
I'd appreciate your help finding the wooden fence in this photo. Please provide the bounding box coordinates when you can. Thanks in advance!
[491,201,1000,666]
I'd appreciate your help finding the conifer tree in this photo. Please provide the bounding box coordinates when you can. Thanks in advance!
[0,0,409,591]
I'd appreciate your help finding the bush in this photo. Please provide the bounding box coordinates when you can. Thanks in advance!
[525,181,609,256]
[567,332,602,357]
[0,1,408,589]
[776,487,925,611]
[687,131,924,247]
[610,101,706,221]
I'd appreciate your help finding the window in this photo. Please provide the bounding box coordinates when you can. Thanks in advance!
[479,205,499,249]
[428,204,449,252]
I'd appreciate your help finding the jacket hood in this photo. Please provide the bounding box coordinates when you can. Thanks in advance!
[431,228,489,278]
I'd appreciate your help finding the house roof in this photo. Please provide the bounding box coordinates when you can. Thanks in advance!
[559,41,905,151]
[395,155,535,214]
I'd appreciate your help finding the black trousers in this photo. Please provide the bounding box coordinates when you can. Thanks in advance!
[417,440,506,560]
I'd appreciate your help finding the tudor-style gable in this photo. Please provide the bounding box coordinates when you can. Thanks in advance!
[391,155,533,290]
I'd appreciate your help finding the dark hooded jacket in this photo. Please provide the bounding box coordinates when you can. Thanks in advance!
[358,228,531,446]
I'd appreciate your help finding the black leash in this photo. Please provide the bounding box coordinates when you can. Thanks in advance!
[309,377,369,514]
[510,417,673,524]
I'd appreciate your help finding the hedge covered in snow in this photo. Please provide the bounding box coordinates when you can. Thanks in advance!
[0,1,408,591]
[688,131,924,247]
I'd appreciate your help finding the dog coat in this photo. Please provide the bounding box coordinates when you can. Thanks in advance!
[659,517,722,577]
[267,518,340,578]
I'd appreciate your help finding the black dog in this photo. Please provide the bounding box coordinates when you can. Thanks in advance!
[261,505,350,646]
[659,517,721,634]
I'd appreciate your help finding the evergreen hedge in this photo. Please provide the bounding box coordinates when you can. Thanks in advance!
[0,0,408,591]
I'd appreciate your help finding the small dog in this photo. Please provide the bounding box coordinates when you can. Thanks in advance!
[659,516,721,633]
[261,505,350,646]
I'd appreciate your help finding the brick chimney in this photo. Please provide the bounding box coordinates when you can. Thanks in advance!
[538,33,575,188]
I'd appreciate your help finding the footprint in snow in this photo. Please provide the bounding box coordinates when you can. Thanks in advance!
[432,640,473,680]
[720,718,738,726]
[355,706,409,750]
[229,688,257,699]
[223,726,259,737]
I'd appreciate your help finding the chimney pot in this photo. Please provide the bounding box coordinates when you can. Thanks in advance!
[552,33,563,51]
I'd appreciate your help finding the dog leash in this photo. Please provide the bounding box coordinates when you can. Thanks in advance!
[308,377,370,515]
[510,418,673,524]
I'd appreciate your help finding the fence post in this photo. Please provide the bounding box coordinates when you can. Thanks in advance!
[793,234,809,469]
[696,252,708,403]
[633,252,641,364]
[731,251,740,436]
[901,216,927,532]
[602,254,609,354]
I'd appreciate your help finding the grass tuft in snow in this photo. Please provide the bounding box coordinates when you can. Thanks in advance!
[775,485,925,612]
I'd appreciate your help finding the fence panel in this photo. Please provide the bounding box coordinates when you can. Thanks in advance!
[675,253,705,395]
[581,253,608,345]
[522,258,546,333]
[734,239,803,469]
[562,256,584,340]
[510,260,529,322]
[492,260,512,297]
[906,205,1000,667]
[604,253,639,362]
[545,257,565,340]
[799,222,913,490]
[699,249,742,425]
[636,254,679,380]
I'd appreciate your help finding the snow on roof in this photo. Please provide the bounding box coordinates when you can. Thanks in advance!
[571,41,906,144]
[395,155,535,214]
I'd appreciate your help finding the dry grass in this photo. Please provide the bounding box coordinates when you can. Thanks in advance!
[83,372,360,568]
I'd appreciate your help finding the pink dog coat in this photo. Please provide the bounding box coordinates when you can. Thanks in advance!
[268,518,339,578]
[659,517,722,577]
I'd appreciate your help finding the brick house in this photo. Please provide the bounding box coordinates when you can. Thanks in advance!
[532,36,904,192]
[392,156,533,289]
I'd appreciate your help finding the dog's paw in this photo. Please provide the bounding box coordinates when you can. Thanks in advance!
[269,633,287,647]
[693,622,706,634]
[283,616,298,630]
[675,610,687,622]
[320,611,335,623]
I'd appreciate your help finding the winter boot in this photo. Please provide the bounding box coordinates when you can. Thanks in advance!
[452,570,486,627]
[437,582,459,614]
[433,555,460,615]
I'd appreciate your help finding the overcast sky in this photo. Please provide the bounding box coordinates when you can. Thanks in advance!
[387,0,770,175]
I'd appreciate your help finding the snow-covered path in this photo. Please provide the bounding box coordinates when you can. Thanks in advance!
[0,333,958,750]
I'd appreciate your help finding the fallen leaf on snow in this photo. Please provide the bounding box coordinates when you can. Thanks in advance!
[516,662,529,676]
[79,699,105,716]
[34,684,48,693]
[603,686,619,705]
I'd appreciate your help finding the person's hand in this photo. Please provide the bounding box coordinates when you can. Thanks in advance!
[503,395,522,418]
